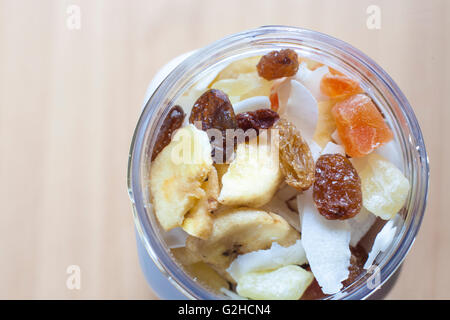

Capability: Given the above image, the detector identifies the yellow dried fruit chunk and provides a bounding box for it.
[171,248,229,293]
[313,98,345,148]
[211,73,272,104]
[212,56,262,81]
[236,265,314,300]
[185,262,230,293]
[352,154,410,220]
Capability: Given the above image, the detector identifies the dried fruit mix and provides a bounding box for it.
[148,47,410,300]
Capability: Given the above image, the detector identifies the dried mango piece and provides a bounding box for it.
[320,72,363,98]
[352,154,410,220]
[332,94,394,157]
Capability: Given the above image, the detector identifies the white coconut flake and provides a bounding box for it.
[226,240,307,281]
[220,288,248,300]
[331,130,343,145]
[348,207,377,247]
[233,96,271,114]
[376,140,404,172]
[300,190,351,294]
[276,77,292,109]
[278,79,318,143]
[295,63,329,100]
[309,140,322,162]
[163,227,188,248]
[364,219,397,269]
[262,197,300,231]
[321,141,345,155]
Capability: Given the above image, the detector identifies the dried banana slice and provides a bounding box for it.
[150,125,213,230]
[186,207,299,274]
[182,167,220,239]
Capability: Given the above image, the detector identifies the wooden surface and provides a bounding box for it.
[0,0,448,299]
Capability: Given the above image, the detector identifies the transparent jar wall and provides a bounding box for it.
[128,26,429,300]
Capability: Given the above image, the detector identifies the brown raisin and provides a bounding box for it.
[342,245,368,287]
[151,105,185,161]
[300,278,327,300]
[236,109,279,133]
[313,154,362,220]
[189,89,238,163]
[189,89,237,134]
[274,119,314,191]
[257,49,299,80]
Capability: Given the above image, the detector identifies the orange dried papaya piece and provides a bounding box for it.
[269,78,285,111]
[320,72,363,98]
[331,94,393,157]
[328,67,344,76]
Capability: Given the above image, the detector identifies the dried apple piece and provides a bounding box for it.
[332,94,394,157]
[211,72,272,104]
[212,56,261,82]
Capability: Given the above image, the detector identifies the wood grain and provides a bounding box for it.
[0,0,448,299]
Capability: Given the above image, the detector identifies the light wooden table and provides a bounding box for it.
[0,0,448,299]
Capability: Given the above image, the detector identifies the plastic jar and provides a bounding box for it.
[127,26,429,300]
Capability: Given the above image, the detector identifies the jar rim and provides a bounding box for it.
[127,25,429,300]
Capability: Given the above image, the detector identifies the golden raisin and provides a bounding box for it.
[313,154,362,220]
[236,109,279,133]
[151,105,185,161]
[257,49,299,80]
[275,119,314,191]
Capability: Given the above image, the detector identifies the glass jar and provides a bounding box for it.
[127,26,429,300]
